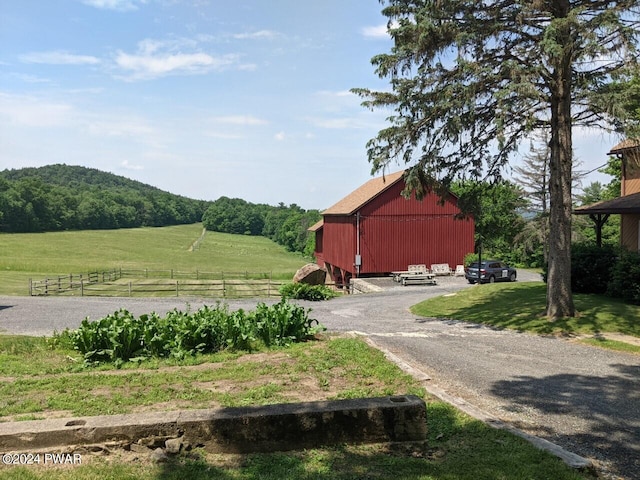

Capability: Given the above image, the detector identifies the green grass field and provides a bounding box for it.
[411,282,640,342]
[0,224,309,295]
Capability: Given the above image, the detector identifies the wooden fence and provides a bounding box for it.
[29,269,287,298]
[29,270,122,296]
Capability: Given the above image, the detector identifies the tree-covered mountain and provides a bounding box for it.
[0,164,210,232]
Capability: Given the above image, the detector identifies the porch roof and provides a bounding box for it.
[574,191,640,215]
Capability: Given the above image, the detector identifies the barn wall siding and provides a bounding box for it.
[317,179,475,277]
[359,215,474,274]
[361,181,462,216]
[321,216,356,273]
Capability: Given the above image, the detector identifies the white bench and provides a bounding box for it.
[430,264,452,276]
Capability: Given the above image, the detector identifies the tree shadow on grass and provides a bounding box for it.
[491,364,640,479]
[432,283,640,337]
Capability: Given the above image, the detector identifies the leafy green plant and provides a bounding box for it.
[72,309,146,364]
[70,301,323,365]
[279,283,337,301]
[254,299,324,347]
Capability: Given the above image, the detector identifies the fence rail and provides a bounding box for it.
[29,269,289,298]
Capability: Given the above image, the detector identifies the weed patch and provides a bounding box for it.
[279,282,337,301]
[64,300,325,365]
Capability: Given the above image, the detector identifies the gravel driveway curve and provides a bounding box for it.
[0,273,638,479]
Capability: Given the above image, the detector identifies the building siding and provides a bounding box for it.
[317,178,475,277]
[321,216,356,275]
[621,155,640,251]
[621,213,640,252]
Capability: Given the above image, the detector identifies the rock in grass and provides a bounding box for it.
[293,263,327,285]
[165,436,184,454]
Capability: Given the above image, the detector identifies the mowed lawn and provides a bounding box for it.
[0,224,308,295]
[411,281,640,341]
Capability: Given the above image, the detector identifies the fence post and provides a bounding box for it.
[29,279,32,296]
[176,280,179,297]
[80,279,84,297]
[222,279,226,298]
[129,281,132,297]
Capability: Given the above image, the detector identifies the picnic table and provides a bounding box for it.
[391,264,428,282]
[400,272,437,286]
[390,264,437,286]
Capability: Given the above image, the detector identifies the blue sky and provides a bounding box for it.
[0,0,618,210]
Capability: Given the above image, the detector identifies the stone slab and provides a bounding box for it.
[0,396,427,454]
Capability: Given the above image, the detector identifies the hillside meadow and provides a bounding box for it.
[0,224,309,295]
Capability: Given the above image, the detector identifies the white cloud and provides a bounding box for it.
[81,0,146,11]
[274,131,285,141]
[360,22,399,39]
[0,92,166,155]
[306,117,366,129]
[10,73,51,84]
[0,93,74,127]
[210,115,268,126]
[316,90,354,98]
[360,24,389,39]
[20,51,100,65]
[85,117,154,138]
[233,30,281,40]
[238,63,258,72]
[206,132,244,140]
[121,159,144,170]
[115,51,238,80]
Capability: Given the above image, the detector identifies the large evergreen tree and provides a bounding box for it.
[354,0,639,319]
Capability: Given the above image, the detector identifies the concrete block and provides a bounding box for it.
[0,396,427,454]
[179,395,427,453]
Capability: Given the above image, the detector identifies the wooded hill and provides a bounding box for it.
[0,164,210,232]
[0,164,320,258]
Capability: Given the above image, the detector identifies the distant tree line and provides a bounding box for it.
[0,164,209,232]
[202,197,320,256]
[0,164,321,258]
[449,153,622,270]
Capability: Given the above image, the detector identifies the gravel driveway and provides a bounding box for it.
[0,271,638,479]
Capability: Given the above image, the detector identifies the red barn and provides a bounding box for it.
[309,170,475,284]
